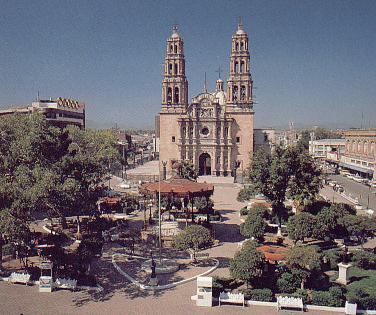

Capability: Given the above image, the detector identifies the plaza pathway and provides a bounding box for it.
[0,177,341,315]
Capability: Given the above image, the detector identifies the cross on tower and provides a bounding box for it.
[172,23,178,33]
[215,66,222,79]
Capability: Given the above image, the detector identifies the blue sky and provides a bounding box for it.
[1,0,375,129]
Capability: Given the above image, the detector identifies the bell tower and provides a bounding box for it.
[161,25,188,111]
[226,21,253,107]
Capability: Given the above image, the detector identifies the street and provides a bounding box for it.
[328,174,376,211]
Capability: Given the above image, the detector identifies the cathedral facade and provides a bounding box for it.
[158,23,255,177]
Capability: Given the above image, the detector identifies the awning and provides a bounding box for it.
[339,162,373,175]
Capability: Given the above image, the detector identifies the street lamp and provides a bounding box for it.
[148,203,153,224]
[158,161,164,263]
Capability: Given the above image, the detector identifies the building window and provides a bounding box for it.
[174,45,177,53]
[240,42,244,50]
[167,87,172,103]
[240,85,246,100]
[201,127,209,136]
[240,61,244,73]
[235,42,239,51]
[234,61,238,73]
[174,87,179,103]
[236,136,240,143]
[217,156,220,164]
[174,63,178,75]
[225,127,229,137]
[232,86,238,101]
[172,136,175,142]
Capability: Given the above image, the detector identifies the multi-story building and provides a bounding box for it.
[158,23,255,177]
[0,97,85,129]
[254,128,277,153]
[309,138,346,161]
[340,129,376,180]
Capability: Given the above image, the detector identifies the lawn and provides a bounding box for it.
[347,267,376,293]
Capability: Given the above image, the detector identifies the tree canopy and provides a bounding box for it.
[0,114,119,266]
[230,240,265,286]
[240,212,267,241]
[179,160,198,181]
[286,212,316,243]
[286,245,321,289]
[239,146,322,228]
[172,225,213,261]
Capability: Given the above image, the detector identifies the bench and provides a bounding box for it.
[55,278,77,291]
[219,292,245,307]
[8,272,31,286]
[277,296,303,312]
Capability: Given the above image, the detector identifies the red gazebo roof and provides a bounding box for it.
[139,177,214,197]
[256,245,290,263]
[101,196,122,205]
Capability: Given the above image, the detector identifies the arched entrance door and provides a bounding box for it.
[199,153,211,176]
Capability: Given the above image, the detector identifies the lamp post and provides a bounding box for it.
[148,203,153,224]
[158,161,163,263]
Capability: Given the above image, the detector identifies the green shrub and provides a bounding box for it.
[277,272,300,294]
[324,250,341,270]
[347,287,376,310]
[311,286,344,307]
[2,243,14,256]
[292,289,310,304]
[248,288,274,301]
[250,205,269,219]
[352,250,376,269]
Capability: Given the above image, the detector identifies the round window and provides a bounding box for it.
[201,127,209,136]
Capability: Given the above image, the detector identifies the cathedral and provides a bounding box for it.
[158,22,255,177]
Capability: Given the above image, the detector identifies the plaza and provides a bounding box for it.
[0,178,342,315]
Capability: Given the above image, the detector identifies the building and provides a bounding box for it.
[158,23,254,177]
[0,97,86,129]
[340,129,376,180]
[309,138,346,161]
[275,122,301,148]
[254,128,277,154]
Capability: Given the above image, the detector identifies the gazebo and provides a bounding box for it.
[139,176,214,221]
[256,245,290,264]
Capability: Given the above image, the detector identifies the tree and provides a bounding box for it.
[172,225,213,262]
[193,196,214,211]
[289,152,322,211]
[297,130,311,151]
[240,212,267,241]
[286,245,321,289]
[314,203,355,240]
[0,114,58,269]
[230,240,265,287]
[286,212,316,243]
[341,215,376,248]
[179,160,198,181]
[0,114,119,268]
[240,146,321,233]
[239,147,289,232]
